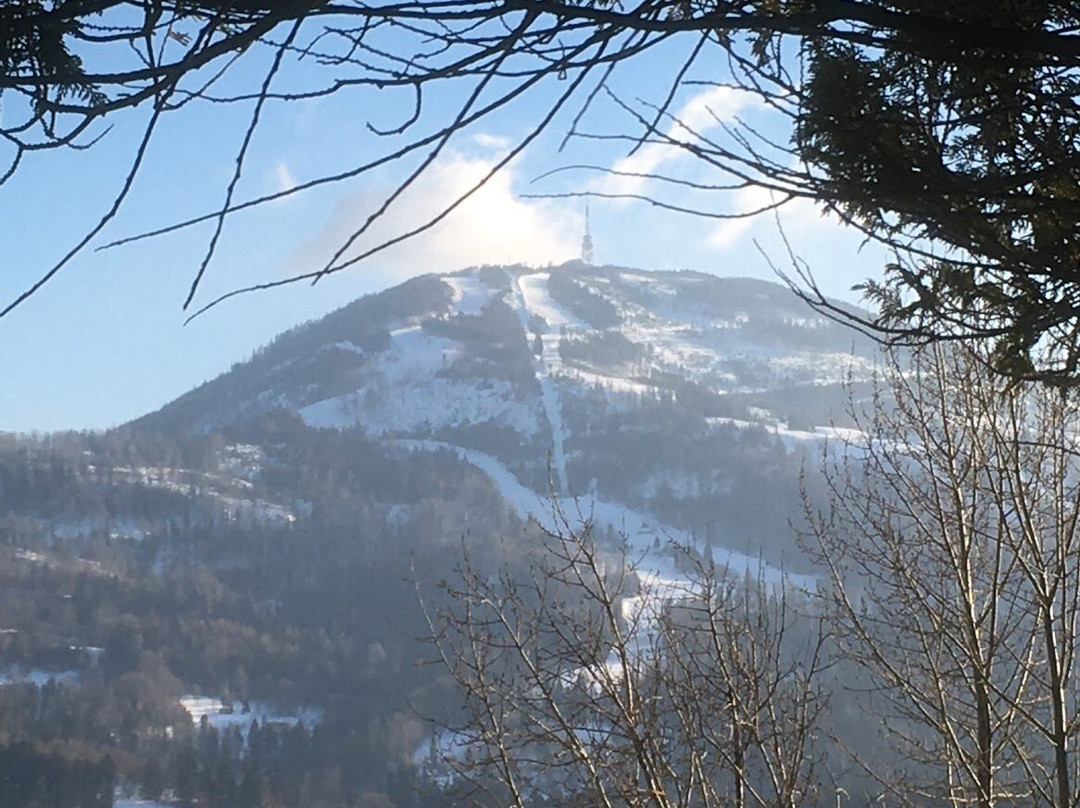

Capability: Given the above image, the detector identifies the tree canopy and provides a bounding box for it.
[5,1,1080,381]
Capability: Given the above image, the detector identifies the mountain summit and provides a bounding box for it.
[133,262,874,570]
[143,263,873,437]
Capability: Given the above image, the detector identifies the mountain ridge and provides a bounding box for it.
[136,262,873,441]
[119,262,880,580]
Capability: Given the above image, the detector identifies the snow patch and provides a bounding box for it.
[395,439,813,591]
[556,366,657,397]
[328,340,367,355]
[619,272,678,297]
[443,271,497,315]
[510,272,578,494]
[707,417,869,451]
[518,272,588,331]
[104,462,297,528]
[179,695,322,735]
[0,666,80,687]
[302,376,539,437]
[301,325,541,438]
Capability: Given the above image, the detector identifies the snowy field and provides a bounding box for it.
[179,695,322,734]
[395,439,814,592]
[300,324,542,437]
[0,666,80,687]
[517,272,588,331]
[441,271,497,315]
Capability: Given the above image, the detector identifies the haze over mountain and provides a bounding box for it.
[128,263,872,567]
[144,262,873,438]
[0,262,878,806]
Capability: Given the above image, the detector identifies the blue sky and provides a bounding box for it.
[0,27,887,434]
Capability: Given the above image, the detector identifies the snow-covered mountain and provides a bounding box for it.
[130,262,876,574]
[0,263,878,802]
[144,263,872,437]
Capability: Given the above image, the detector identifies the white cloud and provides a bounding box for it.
[281,147,581,283]
[708,185,778,249]
[708,188,837,253]
[594,86,756,200]
[472,133,513,152]
[709,217,753,250]
[268,160,297,197]
[578,84,857,269]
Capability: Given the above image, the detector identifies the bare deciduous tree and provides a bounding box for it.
[418,346,1080,808]
[803,345,1080,808]
[422,510,827,808]
[8,3,1080,384]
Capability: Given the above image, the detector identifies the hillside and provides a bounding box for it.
[0,263,877,807]
[136,263,875,568]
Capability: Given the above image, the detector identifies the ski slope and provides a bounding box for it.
[300,324,541,437]
[395,439,814,591]
[507,271,582,495]
[402,436,816,765]
[441,270,496,315]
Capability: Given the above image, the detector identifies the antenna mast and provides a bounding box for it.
[581,199,594,265]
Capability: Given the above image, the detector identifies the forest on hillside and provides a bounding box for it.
[0,423,534,808]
